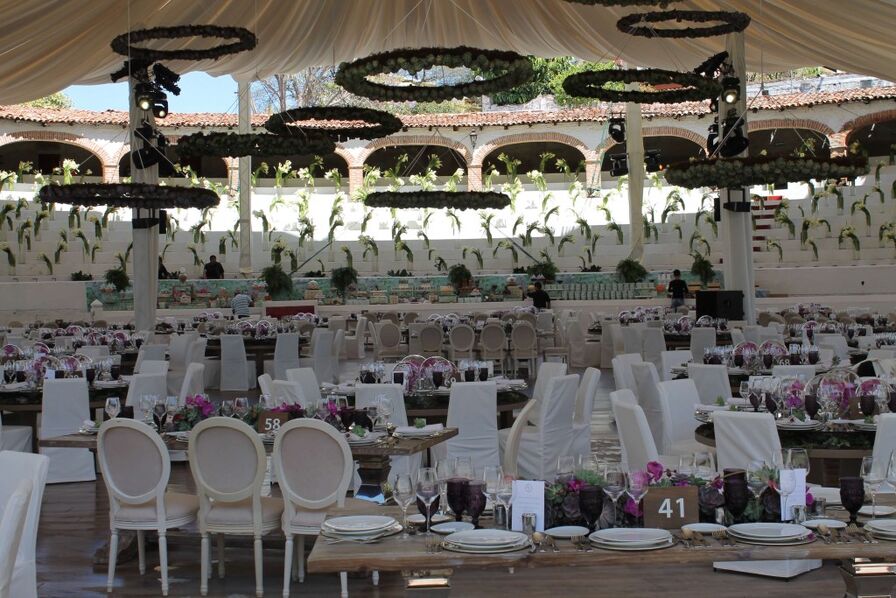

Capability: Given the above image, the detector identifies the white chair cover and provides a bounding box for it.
[569,368,601,458]
[660,350,692,381]
[611,393,661,473]
[167,333,197,369]
[713,411,783,471]
[526,361,567,427]
[815,333,850,362]
[219,334,257,391]
[565,321,590,368]
[134,344,167,373]
[419,324,443,357]
[330,330,345,383]
[444,382,499,470]
[76,345,111,361]
[309,330,335,387]
[286,368,322,406]
[343,316,367,360]
[631,362,665,452]
[270,380,303,406]
[655,379,705,456]
[0,479,31,598]
[40,378,95,483]
[355,384,418,479]
[641,328,665,370]
[0,451,48,598]
[125,372,167,420]
[138,360,169,375]
[0,412,31,453]
[687,363,731,405]
[871,414,896,485]
[611,353,643,393]
[689,327,716,362]
[264,333,300,381]
[622,327,643,355]
[771,365,817,381]
[177,363,205,405]
[499,400,537,478]
[730,328,746,346]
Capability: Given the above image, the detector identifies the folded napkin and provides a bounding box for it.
[0,382,28,391]
[394,423,444,436]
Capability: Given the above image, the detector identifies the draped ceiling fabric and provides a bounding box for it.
[0,0,894,105]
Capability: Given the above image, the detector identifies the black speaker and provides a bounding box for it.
[696,290,743,320]
[158,209,167,235]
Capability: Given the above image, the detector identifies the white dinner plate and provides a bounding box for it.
[441,540,529,554]
[545,526,590,539]
[731,534,816,547]
[589,528,672,544]
[864,519,896,535]
[431,521,475,534]
[590,538,675,551]
[406,513,451,525]
[727,523,807,540]
[776,419,821,430]
[801,519,846,530]
[859,505,896,517]
[682,523,727,534]
[443,529,528,547]
[322,515,396,534]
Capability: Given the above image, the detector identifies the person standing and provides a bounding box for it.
[667,269,688,311]
[527,281,551,310]
[203,255,224,279]
[158,255,170,279]
[231,288,252,318]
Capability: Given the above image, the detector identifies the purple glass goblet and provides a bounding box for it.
[465,481,487,528]
[578,485,603,532]
[840,477,865,526]
[446,478,469,522]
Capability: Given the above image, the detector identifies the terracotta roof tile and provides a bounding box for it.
[1,86,893,130]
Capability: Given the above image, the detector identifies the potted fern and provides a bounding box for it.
[447,263,473,295]
[690,253,715,287]
[104,267,129,298]
[526,260,558,282]
[330,266,358,302]
[261,264,293,300]
[616,258,647,283]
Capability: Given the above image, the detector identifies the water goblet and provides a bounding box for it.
[377,395,393,429]
[139,395,155,426]
[234,397,249,420]
[861,456,885,520]
[104,396,121,420]
[446,477,470,522]
[482,465,503,513]
[723,469,749,523]
[579,484,603,532]
[779,470,797,521]
[393,474,416,540]
[416,467,440,534]
[602,464,626,527]
[110,363,121,380]
[694,451,716,479]
[466,481,487,528]
[220,399,234,418]
[746,460,768,499]
[436,458,456,516]
[152,396,166,429]
[454,456,473,480]
[556,455,576,482]
[495,476,513,530]
[840,477,865,526]
[164,396,179,430]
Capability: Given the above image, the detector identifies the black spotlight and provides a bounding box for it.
[608,118,626,144]
[131,147,160,169]
[719,116,750,157]
[706,122,720,155]
[609,153,628,177]
[134,83,155,111]
[152,97,169,119]
[721,77,740,104]
[644,149,662,173]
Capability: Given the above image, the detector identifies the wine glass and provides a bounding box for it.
[377,395,393,429]
[694,452,716,479]
[139,395,155,426]
[165,396,179,427]
[602,463,626,527]
[746,460,768,499]
[739,381,750,403]
[840,477,865,526]
[104,396,120,420]
[436,458,456,516]
[466,480,487,528]
[446,477,469,522]
[152,396,166,428]
[861,456,885,520]
[495,476,513,530]
[625,471,649,524]
[393,473,415,540]
[454,456,474,480]
[416,467,439,534]
[785,448,810,479]
[556,455,576,481]
[678,454,695,477]
[579,484,603,532]
[482,465,503,514]
[220,399,234,418]
[234,397,249,420]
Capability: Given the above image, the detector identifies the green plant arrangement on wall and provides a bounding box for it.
[261,264,293,299]
[615,258,647,283]
[526,260,559,282]
[447,263,473,293]
[330,266,358,299]
[104,267,130,292]
[690,252,715,286]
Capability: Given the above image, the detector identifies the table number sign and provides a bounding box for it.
[510,480,545,532]
[256,410,289,434]
[642,486,699,529]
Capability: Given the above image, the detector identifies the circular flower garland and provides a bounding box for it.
[335,46,534,102]
[564,0,671,6]
[663,156,869,190]
[110,25,257,61]
[617,10,751,38]
[363,191,510,211]
[175,132,335,158]
[263,107,403,142]
[38,183,219,210]
[562,68,721,103]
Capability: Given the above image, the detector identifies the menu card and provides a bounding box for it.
[510,480,545,532]
[779,468,806,521]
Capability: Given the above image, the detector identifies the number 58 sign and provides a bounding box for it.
[642,487,699,529]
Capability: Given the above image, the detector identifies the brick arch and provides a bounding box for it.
[839,109,896,134]
[594,125,706,154]
[0,130,115,165]
[332,145,355,169]
[473,132,593,166]
[746,118,834,136]
[360,135,470,164]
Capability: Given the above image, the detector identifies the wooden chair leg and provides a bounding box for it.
[137,530,146,575]
[282,535,293,598]
[254,535,264,598]
[158,531,169,597]
[200,533,209,596]
[106,530,119,593]
[217,534,225,579]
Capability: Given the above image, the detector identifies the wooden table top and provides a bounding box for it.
[39,427,458,457]
[307,505,896,575]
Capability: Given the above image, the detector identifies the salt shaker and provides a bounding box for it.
[793,504,808,524]
[522,513,537,537]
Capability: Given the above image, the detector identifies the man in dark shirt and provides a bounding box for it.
[527,281,551,309]
[203,255,224,279]
[668,269,688,311]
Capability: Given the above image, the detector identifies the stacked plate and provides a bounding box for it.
[320,515,401,541]
[346,431,384,446]
[864,519,896,540]
[588,528,674,551]
[441,529,530,554]
[727,523,815,546]
[776,417,822,431]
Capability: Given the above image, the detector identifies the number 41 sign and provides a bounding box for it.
[642,487,700,529]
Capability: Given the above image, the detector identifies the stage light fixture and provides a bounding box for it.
[707,122,720,155]
[608,118,626,144]
[609,153,628,177]
[721,77,741,104]
[719,116,750,157]
[134,83,155,111]
[644,149,662,173]
[131,147,160,169]
[152,97,168,119]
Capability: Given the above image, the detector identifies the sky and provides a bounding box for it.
[64,72,238,113]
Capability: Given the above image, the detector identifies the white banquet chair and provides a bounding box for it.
[257,373,274,398]
[138,360,169,375]
[331,330,345,384]
[871,414,896,491]
[655,379,706,456]
[500,400,538,478]
[611,353,642,393]
[447,324,476,361]
[526,361,567,426]
[610,391,673,473]
[730,328,746,346]
[631,362,666,452]
[168,337,206,396]
[177,363,206,405]
[565,321,590,368]
[443,381,499,470]
[641,328,666,371]
[509,322,538,378]
[134,344,167,373]
[374,322,405,361]
[274,419,376,597]
[479,323,507,375]
[309,330,335,386]
[263,333,300,382]
[189,418,284,597]
[687,363,731,405]
[419,324,444,358]
[342,316,367,360]
[622,326,643,355]
[218,335,257,392]
[498,374,578,480]
[355,384,417,479]
[816,334,850,363]
[660,350,692,381]
[689,327,716,362]
[0,450,49,598]
[0,413,31,453]
[286,368,322,407]
[40,378,95,483]
[270,380,304,407]
[76,345,111,361]
[125,372,167,420]
[0,479,31,598]
[98,419,199,596]
[569,368,601,458]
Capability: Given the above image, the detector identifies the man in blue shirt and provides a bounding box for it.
[231,289,252,318]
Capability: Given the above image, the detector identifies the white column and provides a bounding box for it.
[237,79,253,276]
[625,97,645,261]
[128,77,159,331]
[720,31,756,324]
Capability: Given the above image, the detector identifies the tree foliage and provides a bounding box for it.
[486,57,615,107]
[22,92,72,109]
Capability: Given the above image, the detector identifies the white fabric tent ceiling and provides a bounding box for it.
[1,0,894,105]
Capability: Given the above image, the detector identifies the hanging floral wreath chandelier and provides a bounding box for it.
[562,68,721,103]
[617,10,751,38]
[175,132,335,159]
[335,46,534,102]
[38,183,220,210]
[263,107,404,142]
[363,191,510,210]
[663,156,869,190]
[110,25,257,61]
